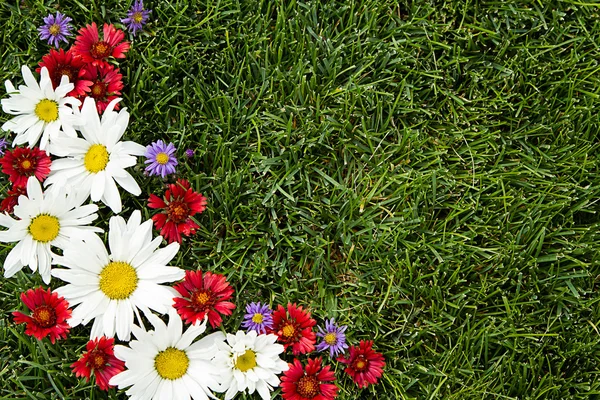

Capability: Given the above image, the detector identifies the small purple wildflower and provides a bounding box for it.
[121,0,151,36]
[241,302,274,334]
[144,140,178,178]
[0,138,8,155]
[37,12,73,48]
[184,148,194,159]
[316,318,348,357]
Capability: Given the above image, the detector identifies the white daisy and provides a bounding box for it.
[0,176,101,284]
[110,308,226,400]
[52,210,184,341]
[1,65,81,150]
[45,96,145,214]
[213,330,289,400]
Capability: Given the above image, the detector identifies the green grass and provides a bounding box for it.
[2,0,600,398]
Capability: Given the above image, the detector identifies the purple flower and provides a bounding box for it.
[0,138,8,155]
[121,0,151,36]
[241,302,273,334]
[144,140,178,178]
[184,148,194,159]
[37,12,73,48]
[316,318,348,357]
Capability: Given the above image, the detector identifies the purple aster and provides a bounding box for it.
[144,140,178,178]
[241,302,274,334]
[37,12,73,48]
[316,318,348,357]
[0,138,8,155]
[121,0,151,36]
[184,148,194,159]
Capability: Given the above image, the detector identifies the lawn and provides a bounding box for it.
[2,0,600,399]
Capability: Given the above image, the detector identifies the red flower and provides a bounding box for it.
[172,270,235,328]
[0,146,51,188]
[72,22,130,66]
[337,340,385,388]
[37,48,92,97]
[281,357,339,400]
[80,62,124,113]
[271,303,316,355]
[0,185,27,214]
[71,336,125,391]
[12,287,71,344]
[148,179,207,244]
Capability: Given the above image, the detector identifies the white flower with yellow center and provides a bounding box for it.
[213,330,289,400]
[45,96,145,214]
[0,177,101,284]
[110,308,226,399]
[1,66,81,150]
[51,210,184,341]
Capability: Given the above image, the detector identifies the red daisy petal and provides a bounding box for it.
[337,340,385,388]
[172,270,235,328]
[72,22,130,66]
[71,336,124,391]
[37,48,92,97]
[281,357,339,400]
[270,303,317,355]
[0,147,51,188]
[79,62,123,113]
[0,184,27,214]
[12,287,71,344]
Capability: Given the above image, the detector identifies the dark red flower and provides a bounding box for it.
[148,179,207,244]
[71,336,125,391]
[270,303,316,355]
[79,62,124,113]
[281,357,339,400]
[337,340,385,388]
[72,22,130,66]
[0,147,51,188]
[172,270,235,328]
[37,48,92,97]
[12,287,71,344]
[0,185,27,214]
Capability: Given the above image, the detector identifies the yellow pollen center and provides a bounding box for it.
[84,144,109,173]
[154,347,189,380]
[155,152,169,165]
[28,214,60,243]
[194,292,210,305]
[252,313,264,324]
[34,99,59,123]
[234,349,257,372]
[99,261,138,300]
[21,160,32,169]
[324,332,337,345]
[356,360,366,369]
[282,324,295,338]
[49,24,61,36]
[32,306,56,328]
[133,12,144,23]
[297,376,320,398]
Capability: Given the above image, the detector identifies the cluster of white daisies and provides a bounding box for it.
[1,64,289,399]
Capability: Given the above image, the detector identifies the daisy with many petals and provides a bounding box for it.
[270,303,317,355]
[281,357,339,400]
[72,22,130,66]
[80,62,124,113]
[121,0,152,36]
[147,178,207,243]
[173,269,236,328]
[110,308,226,399]
[0,146,51,187]
[1,66,81,150]
[12,287,71,343]
[241,302,274,335]
[0,177,101,284]
[316,319,348,357]
[337,340,385,389]
[52,210,184,341]
[71,336,125,391]
[45,97,144,213]
[37,11,73,48]
[144,140,178,178]
[37,48,92,97]
[213,330,289,400]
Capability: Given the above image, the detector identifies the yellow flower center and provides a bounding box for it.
[154,347,189,380]
[32,305,57,328]
[28,214,60,243]
[155,152,169,165]
[20,160,32,170]
[99,261,138,300]
[282,324,295,338]
[251,313,264,324]
[133,12,144,24]
[234,349,257,372]
[34,99,59,123]
[48,24,61,36]
[84,144,109,173]
[324,332,337,345]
